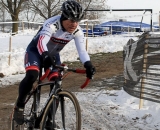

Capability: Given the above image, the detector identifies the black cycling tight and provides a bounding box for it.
[17,70,39,107]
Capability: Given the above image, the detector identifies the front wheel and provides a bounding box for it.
[40,90,81,130]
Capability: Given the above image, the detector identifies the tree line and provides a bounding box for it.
[0,0,109,34]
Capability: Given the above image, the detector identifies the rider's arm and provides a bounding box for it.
[74,28,96,79]
[74,28,90,64]
[37,19,57,55]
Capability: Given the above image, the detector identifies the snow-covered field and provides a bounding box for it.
[0,30,138,86]
[1,30,160,130]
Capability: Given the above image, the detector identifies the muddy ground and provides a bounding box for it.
[0,51,124,130]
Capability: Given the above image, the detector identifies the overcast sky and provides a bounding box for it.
[106,0,160,24]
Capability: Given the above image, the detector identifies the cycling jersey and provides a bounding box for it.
[27,15,90,64]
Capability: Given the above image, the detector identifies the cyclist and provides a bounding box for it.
[13,0,96,128]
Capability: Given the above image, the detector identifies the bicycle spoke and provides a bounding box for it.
[56,96,77,129]
[54,91,81,130]
[41,90,81,130]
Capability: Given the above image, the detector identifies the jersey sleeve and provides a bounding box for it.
[74,29,90,64]
[37,19,57,55]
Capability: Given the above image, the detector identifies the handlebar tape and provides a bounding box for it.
[80,78,90,89]
[75,69,86,73]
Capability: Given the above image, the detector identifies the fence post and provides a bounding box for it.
[8,35,12,66]
[139,43,148,109]
[85,21,88,51]
[111,24,112,35]
[21,21,24,32]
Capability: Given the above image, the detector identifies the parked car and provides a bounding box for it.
[83,27,110,37]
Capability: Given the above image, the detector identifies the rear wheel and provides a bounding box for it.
[40,90,81,130]
[11,118,25,130]
[10,112,26,130]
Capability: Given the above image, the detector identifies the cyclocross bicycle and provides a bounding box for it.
[10,63,90,130]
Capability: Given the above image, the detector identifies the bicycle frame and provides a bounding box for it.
[24,77,62,128]
[17,64,90,129]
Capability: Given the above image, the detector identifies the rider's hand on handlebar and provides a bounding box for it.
[42,51,52,69]
[84,61,96,79]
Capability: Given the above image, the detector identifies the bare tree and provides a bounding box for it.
[27,0,101,20]
[19,1,42,29]
[0,4,5,32]
[0,0,109,33]
[1,0,26,34]
[28,0,64,20]
[81,0,109,20]
[23,0,108,21]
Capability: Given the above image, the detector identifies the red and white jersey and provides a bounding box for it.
[31,15,90,64]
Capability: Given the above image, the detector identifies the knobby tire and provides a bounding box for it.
[40,90,81,130]
[11,93,37,130]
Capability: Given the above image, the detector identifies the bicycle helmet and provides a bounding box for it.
[61,0,84,22]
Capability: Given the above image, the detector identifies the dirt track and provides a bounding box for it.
[0,51,124,130]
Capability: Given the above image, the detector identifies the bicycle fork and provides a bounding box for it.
[48,95,66,129]
[60,95,66,129]
[46,96,58,128]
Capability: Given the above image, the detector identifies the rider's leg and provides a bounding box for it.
[17,49,41,106]
[14,49,41,125]
[14,70,39,125]
[17,70,39,106]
